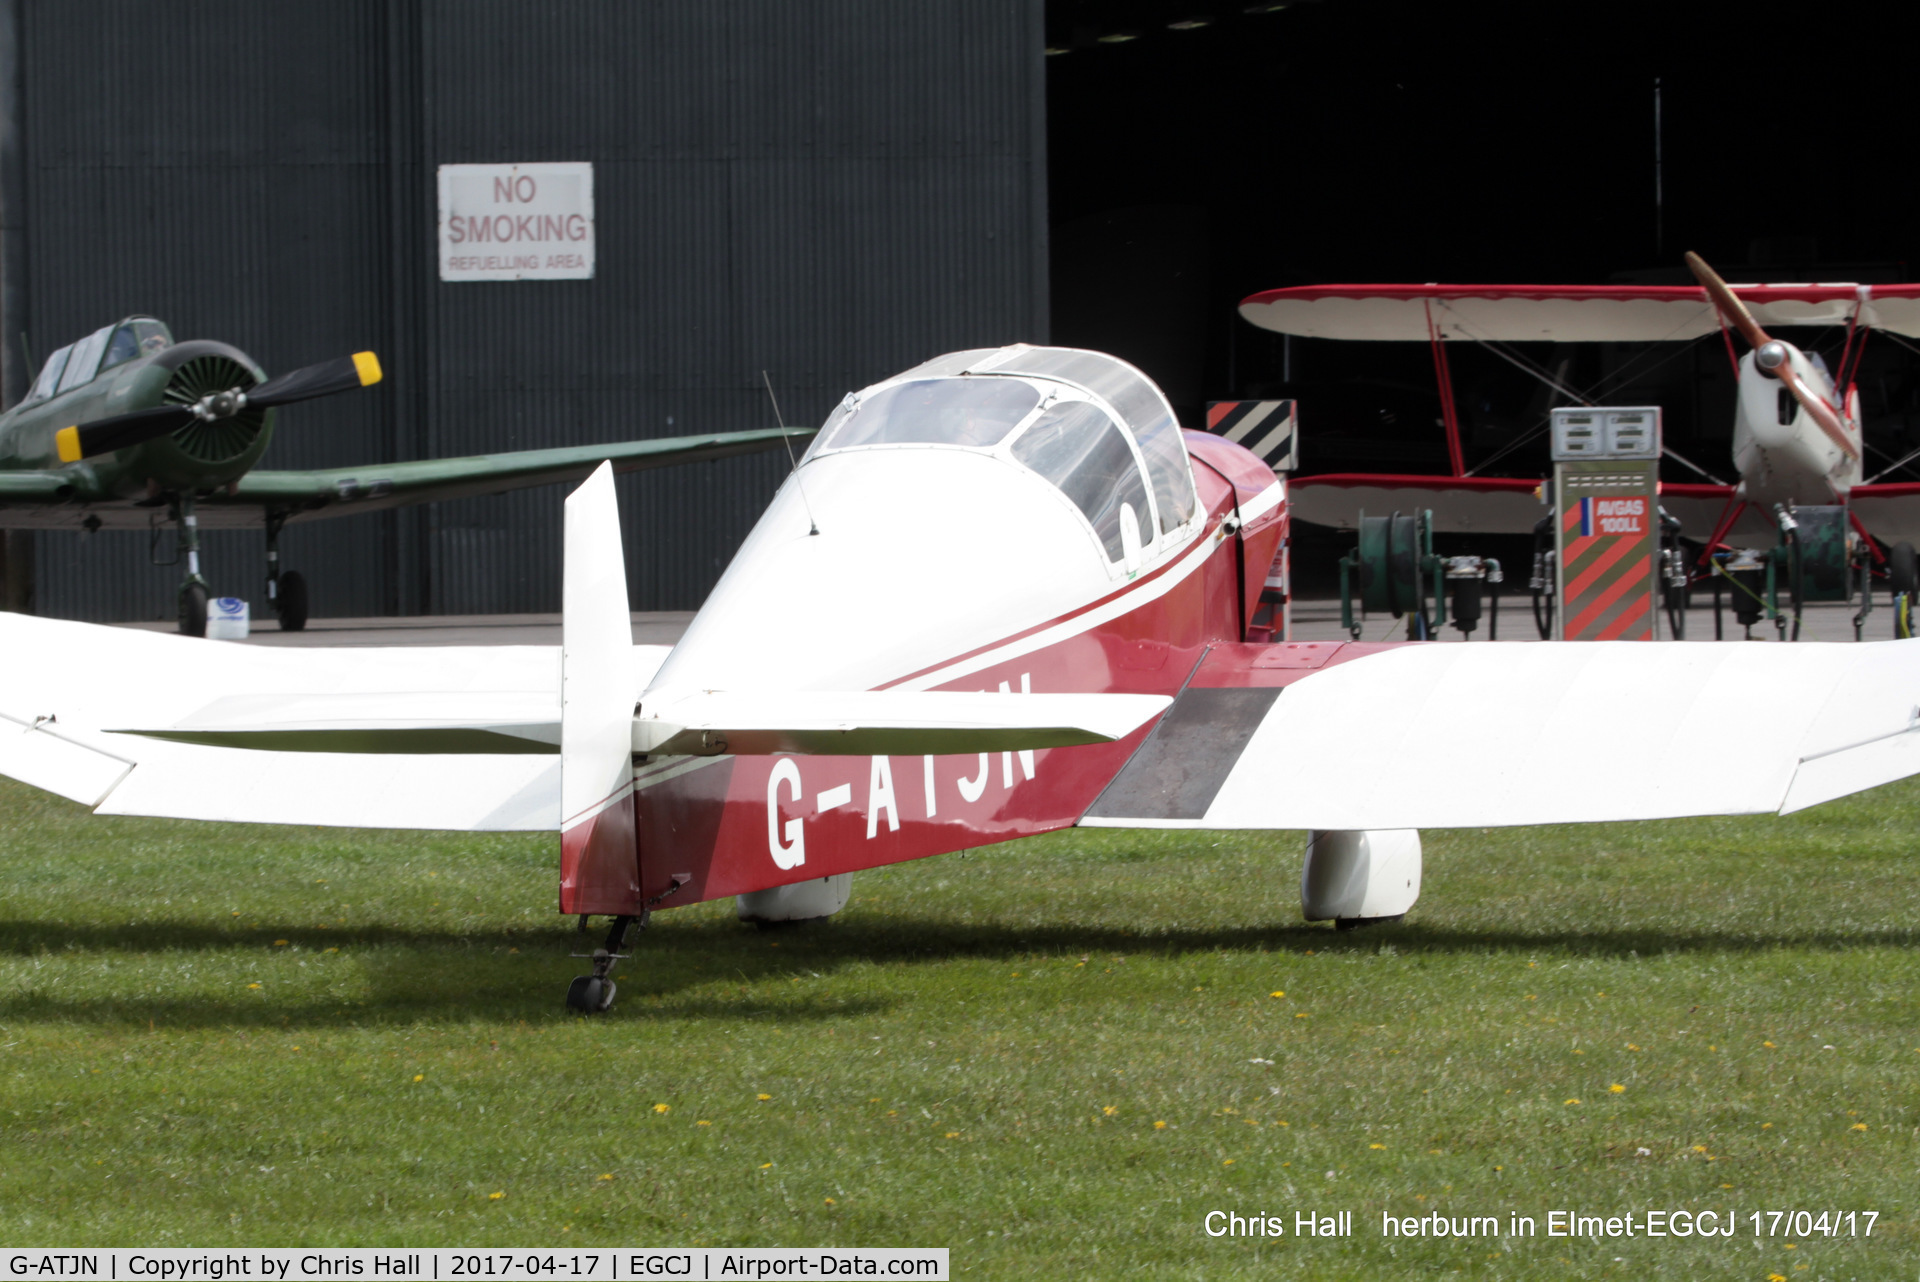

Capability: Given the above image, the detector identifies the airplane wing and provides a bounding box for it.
[1846,483,1920,547]
[1239,283,1920,342]
[0,428,811,530]
[1290,474,1779,542]
[0,472,73,501]
[1081,640,1920,831]
[1290,473,1546,533]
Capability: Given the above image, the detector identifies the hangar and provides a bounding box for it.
[0,0,1048,620]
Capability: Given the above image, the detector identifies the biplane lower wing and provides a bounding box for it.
[0,428,810,530]
[1289,473,1545,533]
[1082,638,1920,831]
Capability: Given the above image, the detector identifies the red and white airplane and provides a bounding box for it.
[1239,255,1920,551]
[6,344,1920,1011]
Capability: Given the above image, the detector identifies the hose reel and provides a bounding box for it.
[1338,510,1496,641]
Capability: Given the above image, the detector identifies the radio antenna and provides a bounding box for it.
[763,370,819,536]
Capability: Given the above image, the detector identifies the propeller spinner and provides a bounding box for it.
[1684,251,1857,461]
[55,351,382,463]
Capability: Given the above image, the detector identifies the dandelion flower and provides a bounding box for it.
[413,1075,424,1083]
[1269,991,1285,998]
[1369,1143,1386,1150]
[1154,1120,1168,1130]
[1850,1123,1868,1131]
[598,1174,613,1181]
[825,1198,836,1205]
[1762,1123,1773,1129]
[653,1103,670,1114]
[1763,1040,1776,1048]
[759,1163,772,1170]
[274,940,288,947]
[1721,1184,1734,1190]
[488,1192,504,1200]
[944,1131,959,1139]
[757,1093,772,1101]
[247,983,262,990]
[1223,1159,1234,1166]
[1691,1145,1707,1153]
[1564,1099,1580,1106]
[1103,1106,1117,1116]
[1626,1043,1640,1051]
[697,1120,711,1127]
[1294,1012,1309,1019]
[1609,1084,1625,1094]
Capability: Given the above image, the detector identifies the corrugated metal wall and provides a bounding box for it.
[16,0,1046,620]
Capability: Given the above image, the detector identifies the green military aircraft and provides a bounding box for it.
[0,317,807,634]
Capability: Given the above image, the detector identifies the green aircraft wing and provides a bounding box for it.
[0,428,811,529]
[0,472,73,500]
[224,427,813,525]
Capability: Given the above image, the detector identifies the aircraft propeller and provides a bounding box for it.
[55,351,383,463]
[1684,251,1857,461]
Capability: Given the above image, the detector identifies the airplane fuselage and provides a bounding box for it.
[1731,344,1861,510]
[0,330,276,502]
[556,351,1292,915]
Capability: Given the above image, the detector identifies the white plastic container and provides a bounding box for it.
[206,597,250,640]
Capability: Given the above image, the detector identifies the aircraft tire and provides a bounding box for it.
[566,975,615,1013]
[1891,543,1919,600]
[178,582,208,637]
[277,571,309,632]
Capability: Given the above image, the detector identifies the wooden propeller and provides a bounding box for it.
[1685,251,1857,461]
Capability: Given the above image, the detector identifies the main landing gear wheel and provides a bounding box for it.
[178,581,208,637]
[277,570,309,632]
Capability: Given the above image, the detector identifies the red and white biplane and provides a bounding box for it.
[1240,256,1920,556]
[6,345,1920,1010]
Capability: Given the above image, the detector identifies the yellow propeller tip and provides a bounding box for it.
[55,426,82,463]
[353,351,383,387]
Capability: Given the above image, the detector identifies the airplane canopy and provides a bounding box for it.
[1238,283,1920,343]
[814,344,1198,539]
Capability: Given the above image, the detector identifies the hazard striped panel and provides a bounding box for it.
[1206,399,1296,472]
[1557,481,1656,640]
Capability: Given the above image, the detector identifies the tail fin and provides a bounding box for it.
[558,462,643,914]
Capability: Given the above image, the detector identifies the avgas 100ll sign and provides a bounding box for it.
[438,162,594,281]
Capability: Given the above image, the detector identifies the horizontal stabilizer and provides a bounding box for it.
[110,692,560,754]
[107,688,1172,758]
[633,689,1172,756]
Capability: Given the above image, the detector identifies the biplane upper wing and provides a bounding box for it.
[1239,283,1920,343]
[1082,638,1920,832]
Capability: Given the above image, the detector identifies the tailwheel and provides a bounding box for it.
[178,580,209,637]
[565,974,616,1013]
[564,913,637,1014]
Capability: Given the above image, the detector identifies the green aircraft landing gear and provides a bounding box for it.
[263,513,308,632]
[174,496,210,637]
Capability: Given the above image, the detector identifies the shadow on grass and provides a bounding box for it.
[3,911,1918,1029]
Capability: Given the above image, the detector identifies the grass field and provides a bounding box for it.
[2,773,1917,1279]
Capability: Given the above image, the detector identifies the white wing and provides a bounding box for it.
[1083,640,1920,831]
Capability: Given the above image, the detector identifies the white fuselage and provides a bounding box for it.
[1731,346,1861,509]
